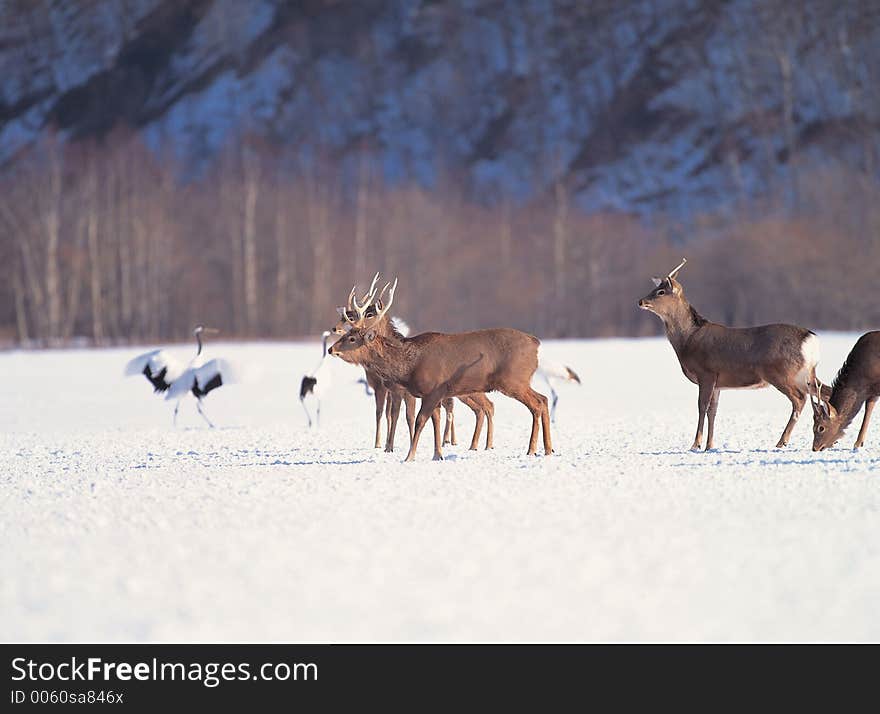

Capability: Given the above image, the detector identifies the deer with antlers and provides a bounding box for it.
[810,331,880,452]
[333,274,415,452]
[335,277,496,452]
[330,278,550,461]
[638,258,827,451]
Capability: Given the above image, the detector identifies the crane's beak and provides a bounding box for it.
[202,327,220,334]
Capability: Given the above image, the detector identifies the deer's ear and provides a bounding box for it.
[651,277,662,287]
[365,329,377,343]
[335,306,346,317]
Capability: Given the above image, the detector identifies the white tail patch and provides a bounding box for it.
[801,333,821,369]
[797,333,821,386]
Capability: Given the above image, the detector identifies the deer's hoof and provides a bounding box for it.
[775,440,787,449]
[432,453,444,461]
[690,445,702,452]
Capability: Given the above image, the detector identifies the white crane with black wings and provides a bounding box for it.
[125,325,236,427]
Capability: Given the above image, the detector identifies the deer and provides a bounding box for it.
[810,331,880,452]
[332,274,415,452]
[335,278,496,452]
[329,278,550,462]
[638,258,827,451]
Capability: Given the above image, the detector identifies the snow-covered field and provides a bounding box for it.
[2,334,879,642]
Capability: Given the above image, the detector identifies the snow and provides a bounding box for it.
[3,334,880,642]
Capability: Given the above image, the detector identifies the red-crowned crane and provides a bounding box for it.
[534,348,581,422]
[300,331,333,428]
[125,325,236,427]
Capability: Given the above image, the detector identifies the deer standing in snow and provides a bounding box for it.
[638,258,826,451]
[330,279,550,461]
[335,278,496,451]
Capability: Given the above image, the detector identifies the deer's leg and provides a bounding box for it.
[854,396,877,449]
[538,390,552,454]
[442,397,456,446]
[385,391,403,452]
[504,387,548,455]
[705,388,720,451]
[373,384,388,449]
[431,406,444,461]
[404,393,417,441]
[384,390,393,436]
[484,396,495,449]
[461,396,484,451]
[404,393,444,463]
[775,386,806,448]
[691,379,715,451]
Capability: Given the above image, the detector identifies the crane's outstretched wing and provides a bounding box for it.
[536,348,581,385]
[124,350,184,393]
[166,358,237,400]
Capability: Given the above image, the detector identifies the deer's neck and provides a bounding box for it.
[660,301,703,355]
[830,381,865,433]
[363,334,418,386]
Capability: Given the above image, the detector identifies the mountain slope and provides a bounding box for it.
[1,0,877,215]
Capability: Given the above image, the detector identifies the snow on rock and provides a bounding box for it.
[2,1,879,215]
[2,335,880,641]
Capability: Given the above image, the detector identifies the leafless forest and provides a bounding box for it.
[2,131,880,346]
[1,0,879,345]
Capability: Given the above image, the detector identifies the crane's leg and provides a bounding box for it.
[196,399,215,428]
[300,397,313,429]
[173,400,181,427]
[550,386,559,423]
[316,398,321,429]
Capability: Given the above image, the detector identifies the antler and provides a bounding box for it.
[343,273,381,324]
[370,278,397,324]
[361,272,380,302]
[350,289,373,323]
[667,258,687,280]
[809,377,829,416]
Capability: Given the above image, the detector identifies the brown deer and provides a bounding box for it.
[810,331,880,452]
[330,279,550,461]
[638,258,826,451]
[334,279,495,451]
[332,276,414,452]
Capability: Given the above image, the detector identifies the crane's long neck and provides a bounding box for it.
[195,332,203,356]
[322,334,329,357]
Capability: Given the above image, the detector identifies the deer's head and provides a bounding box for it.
[331,273,394,335]
[638,258,688,318]
[329,277,397,363]
[810,382,842,451]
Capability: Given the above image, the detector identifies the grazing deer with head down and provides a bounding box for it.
[810,331,880,452]
[638,258,826,451]
[334,278,496,451]
[330,279,550,461]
